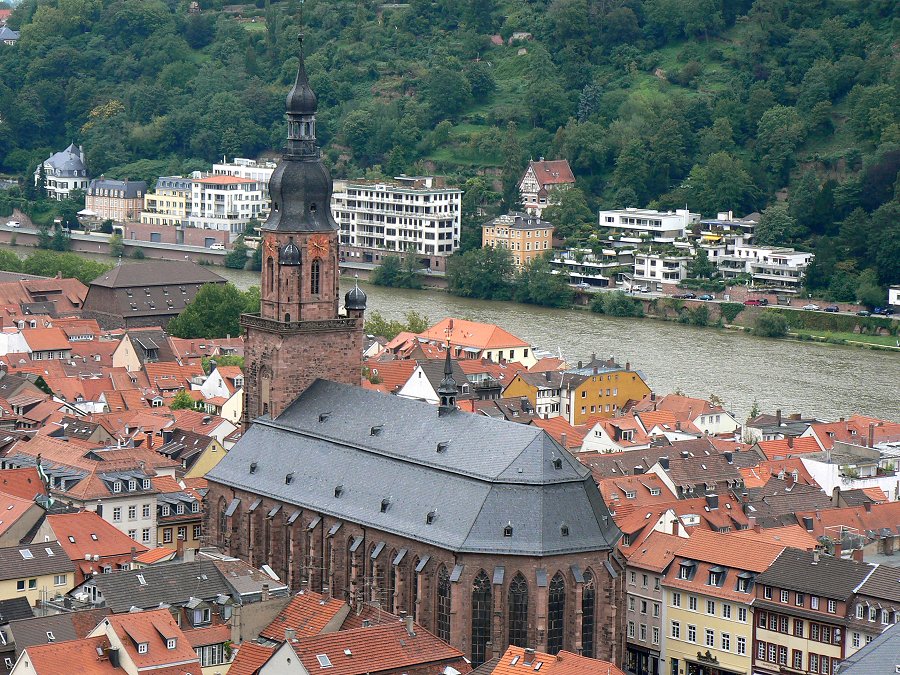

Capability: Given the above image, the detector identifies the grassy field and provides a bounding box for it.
[791,329,900,348]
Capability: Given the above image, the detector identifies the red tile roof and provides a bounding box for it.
[530,417,586,449]
[104,608,201,671]
[363,358,417,394]
[794,501,900,539]
[806,415,900,450]
[47,510,148,561]
[21,635,119,674]
[527,159,575,188]
[134,547,177,565]
[22,327,72,352]
[675,529,785,572]
[625,530,685,573]
[756,436,822,460]
[228,642,276,675]
[259,590,348,641]
[197,175,257,185]
[182,624,231,648]
[739,458,818,489]
[0,467,48,500]
[491,645,623,675]
[419,318,530,350]
[728,525,818,550]
[290,620,467,675]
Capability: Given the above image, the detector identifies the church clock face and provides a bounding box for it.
[263,236,277,259]
[308,234,329,257]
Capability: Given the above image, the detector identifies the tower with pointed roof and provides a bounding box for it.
[241,38,366,427]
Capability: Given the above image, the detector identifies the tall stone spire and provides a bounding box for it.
[263,34,335,233]
[438,342,458,416]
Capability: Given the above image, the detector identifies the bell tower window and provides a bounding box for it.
[266,257,274,294]
[310,259,320,295]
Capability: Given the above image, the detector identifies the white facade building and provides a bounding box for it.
[212,157,277,200]
[188,175,267,234]
[549,248,636,288]
[633,251,692,290]
[718,244,813,289]
[889,286,900,307]
[332,176,462,272]
[598,208,700,243]
[34,144,89,201]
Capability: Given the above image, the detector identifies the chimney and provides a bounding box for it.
[659,457,669,470]
[650,392,656,402]
[593,366,598,375]
[261,583,269,601]
[868,423,875,449]
[560,433,567,448]
[675,421,682,431]
[852,549,864,563]
[577,360,583,369]
[705,493,719,510]
[785,471,794,488]
[130,546,137,563]
[787,436,793,449]
[285,628,296,642]
[724,451,733,464]
[545,371,551,381]
[634,466,644,475]
[404,614,415,636]
[523,648,536,666]
[176,533,185,559]
[833,542,842,559]
[802,516,814,531]
[776,409,782,427]
[625,361,630,371]
[107,648,120,668]
[680,450,690,458]
[812,550,820,564]
[831,486,840,507]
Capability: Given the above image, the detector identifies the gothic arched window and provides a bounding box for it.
[436,565,451,643]
[410,557,420,618]
[508,572,529,647]
[217,497,227,541]
[548,572,566,655]
[471,570,491,666]
[582,569,596,658]
[310,259,320,295]
[387,550,397,613]
[266,256,274,294]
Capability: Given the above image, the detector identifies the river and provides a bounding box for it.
[209,266,900,424]
[7,245,895,423]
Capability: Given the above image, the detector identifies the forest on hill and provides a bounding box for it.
[0,0,897,297]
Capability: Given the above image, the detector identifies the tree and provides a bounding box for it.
[167,283,260,339]
[423,67,471,120]
[500,122,524,212]
[514,256,574,308]
[109,233,125,258]
[446,246,515,300]
[224,241,249,269]
[21,251,112,284]
[541,187,593,242]
[788,171,820,235]
[688,249,716,279]
[364,310,429,340]
[201,354,244,374]
[755,203,801,246]
[754,310,788,338]
[169,390,196,410]
[371,255,422,289]
[590,291,644,317]
[682,152,757,216]
[756,105,806,184]
[855,269,884,308]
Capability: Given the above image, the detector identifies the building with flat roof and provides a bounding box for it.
[140,176,192,228]
[188,174,267,234]
[598,208,700,244]
[212,157,277,200]
[718,244,813,289]
[332,176,462,272]
[481,213,554,269]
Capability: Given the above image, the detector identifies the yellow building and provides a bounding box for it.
[502,357,651,426]
[662,531,784,675]
[0,541,75,607]
[154,476,204,554]
[481,212,554,269]
[140,176,192,226]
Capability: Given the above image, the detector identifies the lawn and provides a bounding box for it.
[791,329,900,348]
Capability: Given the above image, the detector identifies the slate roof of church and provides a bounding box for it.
[206,379,620,555]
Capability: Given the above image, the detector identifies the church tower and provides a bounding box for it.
[241,38,366,427]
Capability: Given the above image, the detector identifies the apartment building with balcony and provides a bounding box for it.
[332,175,461,272]
[697,211,758,249]
[549,248,635,287]
[188,175,267,234]
[634,251,692,291]
[140,176,192,227]
[718,244,813,289]
[211,156,277,200]
[598,208,700,244]
[481,212,554,269]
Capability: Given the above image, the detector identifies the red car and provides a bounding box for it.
[743,298,769,306]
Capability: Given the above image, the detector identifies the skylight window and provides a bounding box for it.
[316,654,333,668]
[436,441,448,453]
[370,425,383,436]
[91,534,98,541]
[552,458,563,470]
[560,525,570,537]
[137,574,147,586]
[68,536,76,543]
[19,549,33,560]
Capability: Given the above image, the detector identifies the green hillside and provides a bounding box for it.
[0,0,897,298]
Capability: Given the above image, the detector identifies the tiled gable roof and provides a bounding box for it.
[625,530,683,573]
[794,501,900,540]
[259,590,347,640]
[21,635,119,674]
[419,317,530,350]
[0,541,74,581]
[104,608,201,670]
[228,642,276,675]
[854,564,900,604]
[526,159,575,188]
[756,436,822,459]
[46,511,148,561]
[490,645,623,675]
[755,547,874,599]
[671,529,784,572]
[0,467,47,500]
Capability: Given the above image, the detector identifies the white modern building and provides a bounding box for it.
[212,157,277,200]
[889,286,899,307]
[718,244,813,289]
[34,144,89,201]
[633,251,692,291]
[549,248,636,288]
[332,175,462,272]
[188,175,267,234]
[598,207,700,243]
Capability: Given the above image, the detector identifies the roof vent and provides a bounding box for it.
[561,524,570,536]
[285,473,294,485]
[334,485,343,498]
[370,425,383,436]
[552,458,563,470]
[436,441,449,453]
[426,510,436,525]
[318,412,331,423]
[503,523,513,537]
[344,649,352,656]
[249,462,257,474]
[380,498,391,513]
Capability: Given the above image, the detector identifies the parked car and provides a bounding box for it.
[803,303,820,311]
[856,310,871,316]
[698,294,715,301]
[743,298,769,306]
[824,305,839,313]
[873,307,895,316]
[5,220,21,228]
[673,292,696,299]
